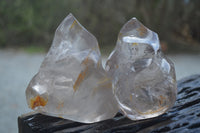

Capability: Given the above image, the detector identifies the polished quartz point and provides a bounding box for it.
[106,18,177,120]
[26,13,118,123]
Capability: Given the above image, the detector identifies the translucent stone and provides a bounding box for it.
[105,18,177,120]
[26,14,118,123]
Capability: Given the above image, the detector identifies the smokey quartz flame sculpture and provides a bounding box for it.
[26,13,118,123]
[106,18,177,120]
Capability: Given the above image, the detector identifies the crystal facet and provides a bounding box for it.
[26,14,118,123]
[106,18,177,120]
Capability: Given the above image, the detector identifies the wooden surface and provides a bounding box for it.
[18,75,200,133]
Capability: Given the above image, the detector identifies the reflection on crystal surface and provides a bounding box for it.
[106,18,177,120]
[26,13,118,123]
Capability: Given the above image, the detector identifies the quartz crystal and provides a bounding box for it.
[106,18,177,120]
[26,13,118,123]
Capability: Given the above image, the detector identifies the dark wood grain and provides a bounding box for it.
[18,75,200,133]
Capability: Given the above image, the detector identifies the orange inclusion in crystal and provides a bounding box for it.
[73,67,88,92]
[70,20,77,29]
[73,52,92,92]
[30,95,47,109]
[159,95,166,106]
[137,25,147,36]
[132,43,138,46]
[136,106,167,115]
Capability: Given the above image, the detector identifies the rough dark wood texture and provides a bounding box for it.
[18,75,200,133]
